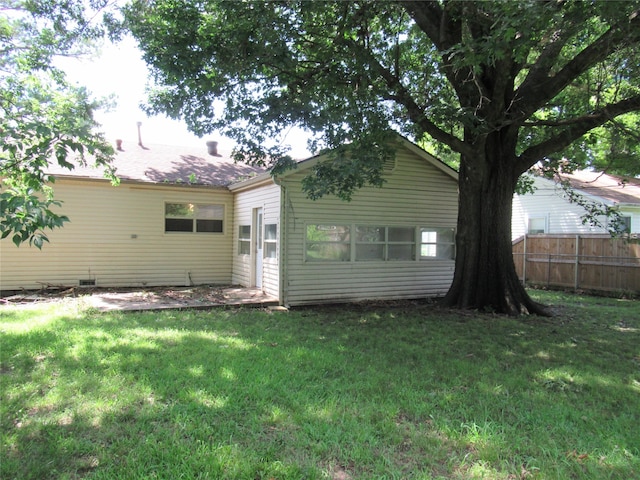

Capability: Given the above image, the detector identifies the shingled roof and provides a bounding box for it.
[560,170,640,206]
[46,139,266,187]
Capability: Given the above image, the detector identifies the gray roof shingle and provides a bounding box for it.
[46,140,266,187]
[560,170,640,205]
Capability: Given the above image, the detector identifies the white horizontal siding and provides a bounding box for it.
[280,146,458,306]
[512,177,612,240]
[231,182,281,298]
[0,179,234,291]
[285,261,454,305]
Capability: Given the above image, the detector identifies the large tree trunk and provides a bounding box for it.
[441,136,551,316]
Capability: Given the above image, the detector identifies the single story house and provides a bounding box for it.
[0,135,459,306]
[512,170,640,240]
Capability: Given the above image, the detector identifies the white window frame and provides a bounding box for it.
[527,217,547,234]
[355,225,416,261]
[264,223,278,260]
[304,224,456,262]
[238,225,251,255]
[419,227,456,260]
[165,203,224,233]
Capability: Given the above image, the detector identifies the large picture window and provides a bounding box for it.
[306,225,351,261]
[165,203,224,233]
[306,224,456,262]
[420,227,455,259]
[355,226,415,261]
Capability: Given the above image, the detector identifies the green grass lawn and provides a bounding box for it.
[1,290,638,479]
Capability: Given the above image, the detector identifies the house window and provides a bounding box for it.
[165,203,224,233]
[355,226,415,261]
[420,227,455,259]
[528,217,546,234]
[306,225,351,261]
[238,225,251,255]
[264,224,278,259]
[619,216,631,234]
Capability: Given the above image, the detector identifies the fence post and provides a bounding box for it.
[547,249,551,287]
[574,235,580,290]
[522,234,527,286]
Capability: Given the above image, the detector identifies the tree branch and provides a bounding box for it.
[400,0,475,102]
[517,94,640,171]
[398,1,447,51]
[516,9,640,121]
[340,35,473,158]
[517,13,582,102]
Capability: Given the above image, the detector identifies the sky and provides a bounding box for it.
[60,37,312,157]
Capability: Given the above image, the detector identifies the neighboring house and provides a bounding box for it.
[512,170,640,240]
[0,135,459,306]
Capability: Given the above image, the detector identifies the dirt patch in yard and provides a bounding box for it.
[0,285,278,311]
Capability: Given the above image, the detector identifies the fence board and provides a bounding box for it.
[513,234,640,293]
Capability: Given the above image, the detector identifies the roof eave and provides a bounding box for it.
[228,172,276,191]
[48,174,230,190]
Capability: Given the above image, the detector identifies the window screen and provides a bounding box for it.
[165,203,224,233]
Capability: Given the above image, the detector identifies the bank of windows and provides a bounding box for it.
[305,224,455,262]
[237,223,278,258]
[165,203,224,233]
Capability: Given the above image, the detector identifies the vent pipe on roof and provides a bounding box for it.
[137,121,149,150]
[206,141,221,157]
[116,139,124,151]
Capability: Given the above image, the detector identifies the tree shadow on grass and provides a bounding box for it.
[1,303,638,479]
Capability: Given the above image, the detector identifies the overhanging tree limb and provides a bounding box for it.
[339,37,473,158]
[1,0,116,248]
[400,1,477,103]
[517,94,640,170]
[516,8,640,120]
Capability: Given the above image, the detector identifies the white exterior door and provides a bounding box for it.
[255,208,263,288]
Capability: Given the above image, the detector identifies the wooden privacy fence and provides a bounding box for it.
[512,234,640,294]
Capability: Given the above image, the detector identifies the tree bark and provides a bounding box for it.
[441,133,551,316]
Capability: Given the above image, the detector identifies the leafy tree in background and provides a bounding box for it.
[0,0,116,248]
[123,0,640,315]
